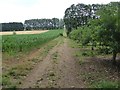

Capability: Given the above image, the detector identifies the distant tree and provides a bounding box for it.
[64,3,101,35]
[24,18,64,30]
[1,22,24,31]
[59,19,64,29]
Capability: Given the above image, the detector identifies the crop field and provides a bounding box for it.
[2,30,63,55]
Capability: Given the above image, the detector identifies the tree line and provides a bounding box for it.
[24,18,64,30]
[0,18,64,31]
[0,22,24,32]
[64,2,120,64]
[64,3,102,35]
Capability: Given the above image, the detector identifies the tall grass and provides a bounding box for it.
[2,30,63,55]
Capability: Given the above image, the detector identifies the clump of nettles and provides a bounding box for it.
[13,30,16,35]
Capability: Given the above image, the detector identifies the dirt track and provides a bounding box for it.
[20,38,86,88]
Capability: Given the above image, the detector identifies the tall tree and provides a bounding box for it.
[64,3,101,35]
[96,2,120,64]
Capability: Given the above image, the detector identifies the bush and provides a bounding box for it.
[82,51,95,57]
[59,33,63,36]
[98,47,112,54]
[69,29,81,41]
[13,31,16,35]
[82,36,92,46]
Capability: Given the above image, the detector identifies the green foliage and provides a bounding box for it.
[2,30,63,55]
[96,2,120,62]
[93,80,118,88]
[13,31,16,35]
[1,22,24,31]
[82,51,95,57]
[82,36,92,46]
[69,2,120,62]
[2,75,11,86]
[64,3,102,35]
[69,26,94,47]
[69,29,81,41]
[2,75,16,88]
[25,18,64,30]
[98,47,112,54]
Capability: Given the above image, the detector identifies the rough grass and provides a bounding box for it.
[68,38,119,88]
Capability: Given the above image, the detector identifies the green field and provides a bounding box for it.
[2,30,63,55]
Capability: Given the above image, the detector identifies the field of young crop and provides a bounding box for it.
[2,30,63,55]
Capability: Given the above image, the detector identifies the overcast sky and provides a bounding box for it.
[0,0,119,23]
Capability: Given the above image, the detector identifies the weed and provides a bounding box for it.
[52,52,59,64]
[79,58,85,65]
[2,75,11,86]
[13,30,16,35]
[93,80,118,88]
[49,71,55,77]
[2,75,17,88]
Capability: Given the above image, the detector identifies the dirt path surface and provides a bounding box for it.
[20,38,86,88]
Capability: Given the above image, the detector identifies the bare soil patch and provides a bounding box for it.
[0,30,49,35]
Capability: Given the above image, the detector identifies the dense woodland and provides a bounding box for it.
[64,2,120,64]
[0,22,24,31]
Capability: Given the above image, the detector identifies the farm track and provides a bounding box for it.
[20,37,86,88]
